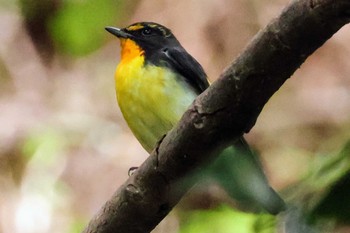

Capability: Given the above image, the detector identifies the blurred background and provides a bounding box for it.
[0,0,350,232]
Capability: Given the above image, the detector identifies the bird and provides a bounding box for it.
[106,22,285,214]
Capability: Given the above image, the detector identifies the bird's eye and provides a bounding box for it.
[142,28,152,36]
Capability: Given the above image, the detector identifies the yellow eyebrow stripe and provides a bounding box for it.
[126,24,144,31]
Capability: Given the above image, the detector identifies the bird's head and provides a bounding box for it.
[106,22,180,59]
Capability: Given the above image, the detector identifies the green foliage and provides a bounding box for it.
[69,218,86,233]
[310,141,350,224]
[179,206,276,233]
[282,140,350,229]
[0,0,18,8]
[22,128,68,164]
[49,0,124,56]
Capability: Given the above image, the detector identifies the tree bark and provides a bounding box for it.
[83,0,350,232]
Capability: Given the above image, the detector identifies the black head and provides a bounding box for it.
[106,22,181,55]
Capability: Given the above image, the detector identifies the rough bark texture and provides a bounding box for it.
[83,0,350,232]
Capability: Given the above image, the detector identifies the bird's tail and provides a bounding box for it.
[208,137,286,215]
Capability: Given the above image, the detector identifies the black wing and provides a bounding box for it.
[162,47,210,94]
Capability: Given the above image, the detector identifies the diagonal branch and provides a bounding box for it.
[83,0,350,232]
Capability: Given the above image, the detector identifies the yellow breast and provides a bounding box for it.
[115,44,197,152]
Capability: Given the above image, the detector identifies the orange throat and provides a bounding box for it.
[119,39,144,63]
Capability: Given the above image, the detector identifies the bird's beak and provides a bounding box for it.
[105,26,131,38]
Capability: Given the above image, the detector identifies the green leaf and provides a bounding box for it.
[310,141,350,223]
[282,140,350,226]
[49,0,124,56]
[179,206,276,233]
[22,128,67,164]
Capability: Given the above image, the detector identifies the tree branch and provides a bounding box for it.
[83,0,350,232]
